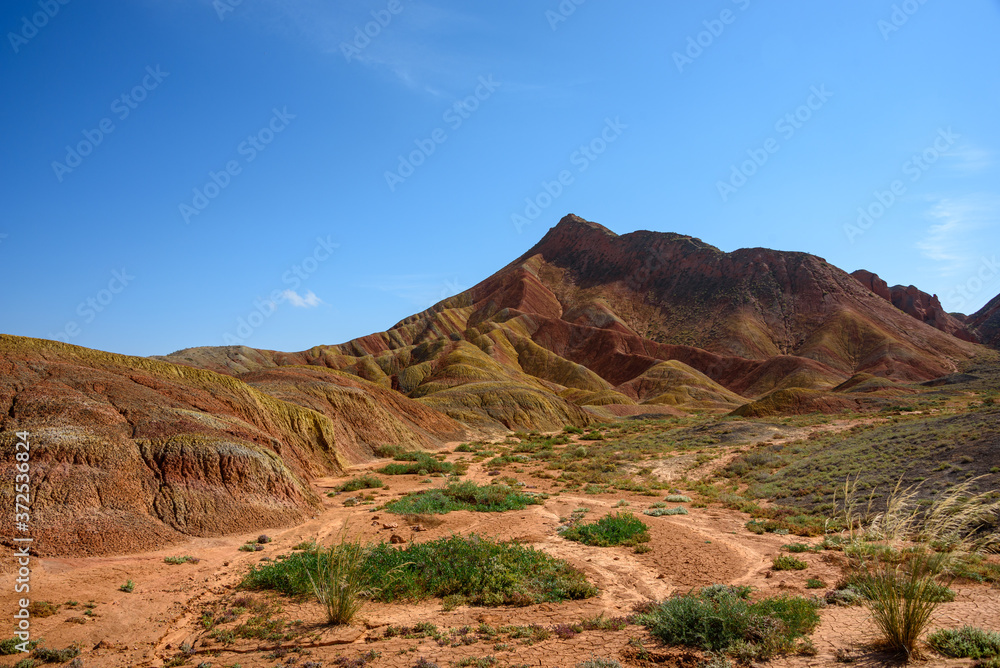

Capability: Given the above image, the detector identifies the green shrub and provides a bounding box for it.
[563,426,584,434]
[782,543,817,553]
[805,578,825,589]
[636,586,819,660]
[665,495,692,503]
[580,430,605,441]
[928,626,1000,659]
[32,646,80,663]
[1,638,38,655]
[824,586,863,606]
[120,579,135,593]
[337,474,384,493]
[241,534,596,606]
[772,556,808,571]
[379,453,454,475]
[644,507,688,517]
[164,555,200,565]
[385,481,544,515]
[562,512,650,547]
[577,656,622,668]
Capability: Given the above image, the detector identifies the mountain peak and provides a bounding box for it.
[554,213,618,237]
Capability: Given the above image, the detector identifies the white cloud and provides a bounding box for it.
[944,145,991,174]
[917,195,999,275]
[281,289,322,308]
[359,273,467,308]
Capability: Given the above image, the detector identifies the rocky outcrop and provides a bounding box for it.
[889,284,977,342]
[966,294,1000,348]
[851,269,891,301]
[850,270,981,343]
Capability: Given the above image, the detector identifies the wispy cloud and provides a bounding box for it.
[204,0,492,96]
[944,145,991,174]
[917,195,999,275]
[360,273,467,308]
[281,289,322,308]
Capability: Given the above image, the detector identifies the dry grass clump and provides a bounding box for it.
[831,474,1000,660]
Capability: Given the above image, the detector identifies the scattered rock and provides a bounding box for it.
[389,534,405,544]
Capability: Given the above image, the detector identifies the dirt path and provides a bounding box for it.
[2,437,997,668]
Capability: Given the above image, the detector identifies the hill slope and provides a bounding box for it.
[0,335,465,555]
[167,215,984,426]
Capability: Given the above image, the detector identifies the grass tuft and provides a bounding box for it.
[562,512,650,547]
[772,555,808,571]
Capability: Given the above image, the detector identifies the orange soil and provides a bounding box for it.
[1,441,997,668]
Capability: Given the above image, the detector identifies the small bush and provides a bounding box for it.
[579,614,629,631]
[337,474,384,493]
[636,586,819,660]
[1,638,39,655]
[563,426,584,434]
[562,512,650,547]
[26,601,58,617]
[772,556,808,571]
[164,555,200,565]
[825,586,863,606]
[665,494,692,503]
[645,507,688,517]
[239,542,265,552]
[257,534,272,544]
[385,481,544,515]
[782,543,817,553]
[120,580,135,593]
[577,656,622,668]
[379,453,454,476]
[805,578,826,589]
[32,646,80,663]
[580,430,605,441]
[927,626,1000,659]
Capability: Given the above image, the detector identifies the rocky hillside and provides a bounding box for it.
[167,215,987,428]
[0,335,465,556]
[965,293,1000,348]
[850,269,981,343]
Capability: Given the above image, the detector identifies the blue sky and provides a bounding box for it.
[2,1,999,357]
